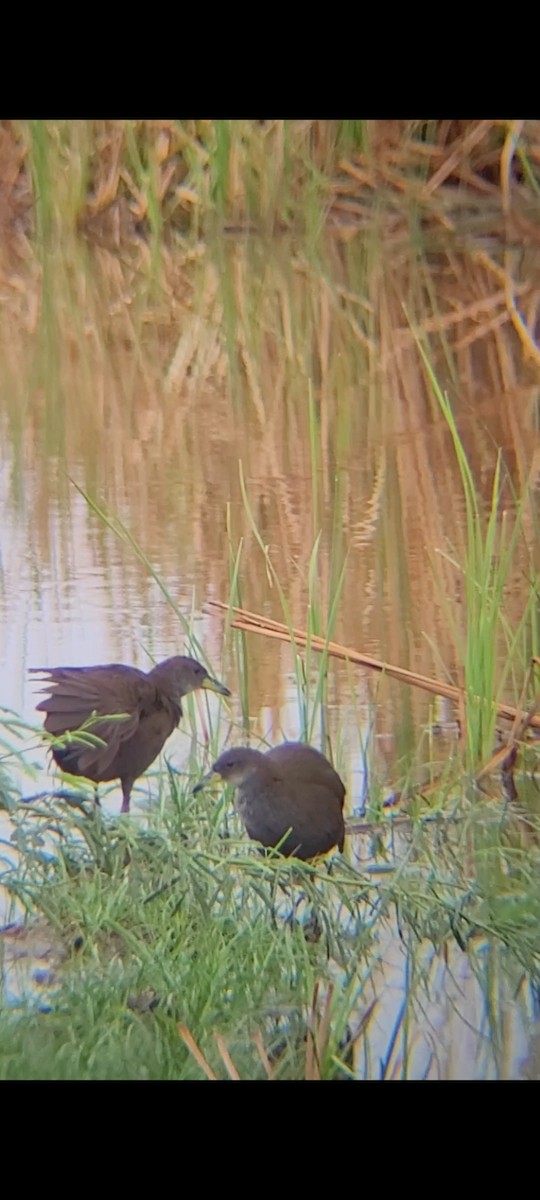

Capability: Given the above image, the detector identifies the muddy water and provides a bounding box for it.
[1,231,539,1076]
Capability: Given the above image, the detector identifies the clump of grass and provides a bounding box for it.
[416,335,539,770]
[2,761,540,1079]
[0,782,377,1080]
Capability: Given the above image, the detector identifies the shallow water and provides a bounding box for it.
[1,218,539,1077]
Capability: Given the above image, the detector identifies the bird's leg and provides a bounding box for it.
[303,907,322,943]
[121,781,132,814]
[94,787,101,808]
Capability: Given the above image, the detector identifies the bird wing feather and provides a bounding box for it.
[31,665,158,774]
[31,665,156,719]
[73,713,141,775]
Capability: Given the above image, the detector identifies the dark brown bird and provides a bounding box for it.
[194,742,345,860]
[31,657,230,813]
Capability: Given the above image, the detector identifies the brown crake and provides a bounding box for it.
[32,656,230,813]
[194,742,345,860]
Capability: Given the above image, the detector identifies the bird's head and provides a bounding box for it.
[152,656,230,703]
[193,747,265,792]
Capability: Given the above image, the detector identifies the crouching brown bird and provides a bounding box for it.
[32,656,230,813]
[194,742,345,860]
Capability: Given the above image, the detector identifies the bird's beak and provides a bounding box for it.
[192,767,220,795]
[201,674,231,698]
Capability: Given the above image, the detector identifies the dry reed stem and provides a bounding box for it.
[500,121,526,216]
[252,1029,276,1079]
[208,600,540,731]
[177,1022,218,1080]
[214,1033,241,1081]
[503,261,540,369]
[422,120,494,197]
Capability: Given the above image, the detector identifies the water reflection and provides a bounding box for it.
[1,228,539,1077]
